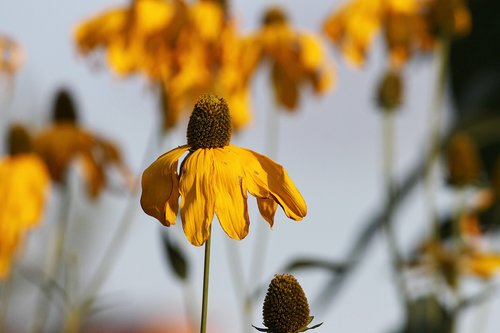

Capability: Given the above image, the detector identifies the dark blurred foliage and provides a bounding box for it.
[394,296,452,333]
[450,0,500,231]
[160,230,189,281]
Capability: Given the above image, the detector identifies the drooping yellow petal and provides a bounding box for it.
[257,198,278,227]
[271,62,299,110]
[179,149,216,246]
[190,1,224,42]
[299,33,325,71]
[134,0,175,34]
[0,155,50,229]
[73,8,126,53]
[228,145,307,221]
[212,148,250,241]
[323,0,382,67]
[0,154,49,280]
[141,145,189,226]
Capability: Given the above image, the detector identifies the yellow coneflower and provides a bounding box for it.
[141,95,307,246]
[253,274,322,333]
[323,0,471,68]
[35,89,132,199]
[74,0,257,131]
[0,125,49,280]
[251,6,334,110]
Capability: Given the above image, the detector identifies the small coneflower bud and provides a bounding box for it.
[186,94,232,150]
[261,6,288,26]
[7,124,32,156]
[253,274,322,333]
[445,132,482,187]
[53,89,79,124]
[376,70,403,111]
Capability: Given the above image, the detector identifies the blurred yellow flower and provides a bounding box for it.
[462,252,500,279]
[323,0,470,67]
[74,0,256,131]
[141,95,307,246]
[35,89,131,199]
[251,6,334,110]
[0,125,49,280]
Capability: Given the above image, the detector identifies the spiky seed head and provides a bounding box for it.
[186,94,232,150]
[262,274,310,333]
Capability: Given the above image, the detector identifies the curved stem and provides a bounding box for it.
[200,232,212,333]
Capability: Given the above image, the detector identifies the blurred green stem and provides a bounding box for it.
[249,100,279,281]
[382,110,410,308]
[247,98,280,325]
[425,38,450,240]
[225,239,252,333]
[78,102,165,322]
[31,185,72,333]
[0,278,12,331]
[200,230,212,333]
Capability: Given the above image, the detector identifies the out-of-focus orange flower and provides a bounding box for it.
[249,6,334,110]
[35,89,133,199]
[462,252,500,279]
[0,125,49,280]
[323,0,470,68]
[0,35,25,76]
[74,0,256,131]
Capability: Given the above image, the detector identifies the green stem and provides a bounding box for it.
[425,38,450,240]
[31,185,72,333]
[382,110,410,308]
[247,98,280,326]
[225,239,252,333]
[78,110,164,320]
[0,278,12,331]
[200,232,212,333]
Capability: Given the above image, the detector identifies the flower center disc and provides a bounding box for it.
[187,94,232,150]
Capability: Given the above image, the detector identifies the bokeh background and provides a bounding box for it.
[1,0,499,332]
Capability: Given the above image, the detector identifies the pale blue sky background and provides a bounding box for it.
[1,0,499,332]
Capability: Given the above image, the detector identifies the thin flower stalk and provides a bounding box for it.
[200,230,212,333]
[425,38,451,241]
[381,109,411,311]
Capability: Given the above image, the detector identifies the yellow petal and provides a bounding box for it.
[134,0,175,34]
[228,145,307,221]
[271,62,299,110]
[190,1,224,41]
[464,253,500,279]
[299,33,325,70]
[212,148,250,241]
[179,149,216,246]
[257,198,278,227]
[80,153,105,199]
[141,145,189,226]
[73,8,126,53]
